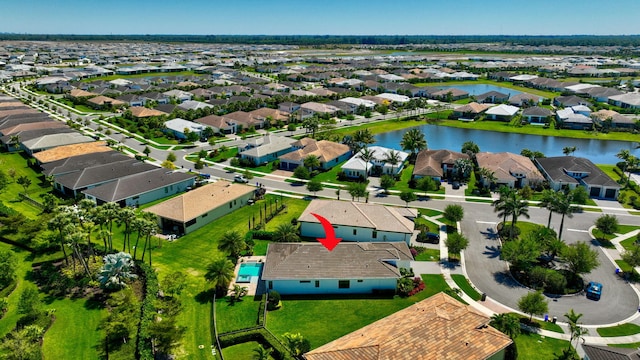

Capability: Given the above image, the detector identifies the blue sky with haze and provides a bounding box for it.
[2,0,639,35]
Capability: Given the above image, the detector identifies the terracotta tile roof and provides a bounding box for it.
[87,95,125,106]
[69,89,97,98]
[249,107,289,122]
[453,102,490,114]
[33,141,112,163]
[129,107,167,118]
[476,152,544,183]
[413,149,469,178]
[144,180,254,222]
[279,138,350,164]
[305,293,512,360]
[0,121,67,135]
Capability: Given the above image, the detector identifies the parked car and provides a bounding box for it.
[233,175,249,183]
[586,281,602,300]
[417,232,440,244]
[452,181,460,189]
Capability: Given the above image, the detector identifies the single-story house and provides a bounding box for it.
[535,156,620,199]
[556,108,594,130]
[591,109,637,129]
[412,149,469,181]
[484,104,519,121]
[144,180,255,235]
[115,94,145,107]
[41,151,129,177]
[375,93,411,103]
[508,93,541,107]
[476,90,509,103]
[87,96,125,110]
[341,146,409,178]
[609,93,640,109]
[554,95,592,108]
[224,111,265,130]
[262,242,413,295]
[2,127,76,151]
[298,200,416,244]
[32,141,112,164]
[582,344,640,360]
[83,168,196,207]
[522,106,553,124]
[249,107,290,124]
[21,133,95,156]
[129,106,168,119]
[452,102,490,121]
[239,134,297,165]
[162,89,192,103]
[194,114,237,134]
[299,102,340,120]
[0,120,67,137]
[163,118,205,140]
[278,138,351,171]
[53,159,157,196]
[476,152,544,189]
[430,88,469,101]
[305,293,513,360]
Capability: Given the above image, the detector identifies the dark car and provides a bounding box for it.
[586,281,603,300]
[452,181,460,189]
[417,232,440,244]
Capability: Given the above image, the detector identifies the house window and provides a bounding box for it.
[234,200,237,205]
[132,196,139,200]
[315,280,320,288]
[185,219,196,227]
[353,229,357,236]
[338,280,350,289]
[268,281,273,289]
[357,280,363,283]
[202,213,208,218]
[165,187,169,194]
[299,280,311,284]
[372,231,377,239]
[229,202,233,209]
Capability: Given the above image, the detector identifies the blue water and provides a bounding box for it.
[238,262,262,277]
[375,124,640,165]
[434,84,523,97]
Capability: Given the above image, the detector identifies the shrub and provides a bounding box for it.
[545,270,567,294]
[252,230,274,240]
[267,290,281,311]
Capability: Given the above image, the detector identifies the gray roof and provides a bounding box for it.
[22,132,94,152]
[240,134,296,158]
[535,156,620,188]
[582,344,639,360]
[55,159,157,190]
[522,106,553,117]
[0,114,52,128]
[262,242,412,280]
[82,168,196,203]
[0,128,74,145]
[41,151,129,176]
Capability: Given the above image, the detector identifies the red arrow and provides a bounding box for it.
[310,212,342,251]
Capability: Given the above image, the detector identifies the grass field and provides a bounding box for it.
[451,274,481,301]
[597,323,640,337]
[0,151,53,219]
[215,295,263,334]
[222,341,275,360]
[0,245,37,338]
[266,274,450,349]
[514,331,572,359]
[413,247,440,261]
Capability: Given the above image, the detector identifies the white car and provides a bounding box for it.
[233,175,249,183]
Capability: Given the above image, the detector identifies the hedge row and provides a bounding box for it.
[218,327,289,360]
[136,263,159,360]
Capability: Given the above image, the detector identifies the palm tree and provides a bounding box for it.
[205,257,235,296]
[8,135,20,150]
[303,154,321,172]
[217,231,246,258]
[562,146,577,156]
[358,147,377,180]
[48,207,75,265]
[352,129,375,152]
[492,186,515,226]
[400,128,427,162]
[506,192,530,239]
[383,149,402,175]
[98,252,138,290]
[617,149,632,186]
[555,192,581,241]
[117,207,137,253]
[490,313,520,339]
[97,202,120,251]
[539,189,559,229]
[252,345,273,360]
[565,309,588,350]
[273,223,300,242]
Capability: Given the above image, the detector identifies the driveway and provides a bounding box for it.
[461,205,640,325]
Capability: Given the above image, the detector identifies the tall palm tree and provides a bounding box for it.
[118,207,137,253]
[98,202,120,251]
[400,128,427,161]
[358,147,377,180]
[303,154,321,172]
[352,129,375,152]
[490,313,520,339]
[493,186,515,226]
[217,231,246,258]
[205,257,235,296]
[562,146,577,156]
[555,192,581,241]
[506,192,530,239]
[617,149,632,186]
[539,189,559,228]
[383,149,402,175]
[48,207,75,265]
[565,309,588,350]
[252,345,273,360]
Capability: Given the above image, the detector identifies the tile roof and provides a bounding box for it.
[129,106,167,118]
[53,159,156,190]
[41,150,129,176]
[33,141,112,164]
[144,180,254,222]
[298,200,415,234]
[82,168,196,203]
[413,149,469,178]
[262,242,412,280]
[22,132,94,152]
[305,292,512,360]
[476,152,544,183]
[536,156,620,188]
[453,102,490,114]
[279,138,350,163]
[0,121,67,136]
[582,344,639,360]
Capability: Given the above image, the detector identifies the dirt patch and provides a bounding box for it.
[268,170,293,178]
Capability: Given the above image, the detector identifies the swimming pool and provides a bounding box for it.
[236,262,263,283]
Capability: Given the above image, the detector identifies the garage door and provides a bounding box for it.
[590,187,601,197]
[605,188,617,199]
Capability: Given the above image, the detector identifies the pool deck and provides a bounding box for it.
[229,256,266,296]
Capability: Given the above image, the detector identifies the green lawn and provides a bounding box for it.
[413,247,440,261]
[80,70,205,82]
[215,295,263,334]
[419,209,443,217]
[310,160,350,185]
[266,274,450,349]
[610,342,640,348]
[451,274,481,301]
[41,297,107,360]
[415,217,440,233]
[597,323,640,337]
[222,341,275,360]
[0,151,53,219]
[0,245,37,338]
[514,332,572,359]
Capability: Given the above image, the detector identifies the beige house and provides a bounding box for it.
[144,180,254,235]
[305,292,512,360]
[476,152,544,189]
[278,138,351,171]
[413,149,470,181]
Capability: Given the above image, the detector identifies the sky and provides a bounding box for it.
[2,0,640,36]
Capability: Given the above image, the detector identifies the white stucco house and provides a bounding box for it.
[262,242,413,295]
[164,118,205,140]
[341,146,408,178]
[298,200,416,244]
